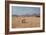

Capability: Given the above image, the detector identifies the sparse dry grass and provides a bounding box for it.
[12,16,40,28]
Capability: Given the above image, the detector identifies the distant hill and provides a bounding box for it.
[12,13,40,17]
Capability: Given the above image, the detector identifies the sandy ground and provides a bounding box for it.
[12,16,40,28]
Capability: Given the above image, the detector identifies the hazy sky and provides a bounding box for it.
[12,6,40,15]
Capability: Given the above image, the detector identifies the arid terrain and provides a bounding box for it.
[12,16,40,28]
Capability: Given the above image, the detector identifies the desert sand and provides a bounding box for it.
[12,16,40,28]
